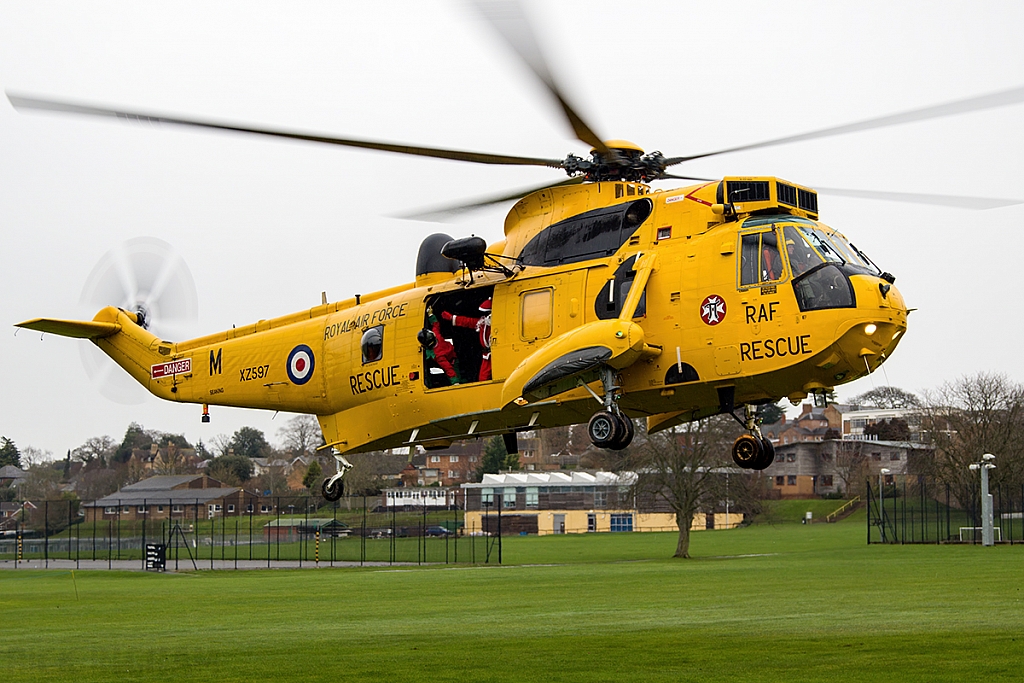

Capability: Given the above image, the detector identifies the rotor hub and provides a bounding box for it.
[564,142,667,182]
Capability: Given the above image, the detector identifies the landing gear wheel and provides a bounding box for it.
[322,477,343,502]
[608,414,635,451]
[588,410,623,449]
[732,433,763,469]
[755,438,776,470]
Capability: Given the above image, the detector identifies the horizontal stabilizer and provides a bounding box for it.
[16,317,121,339]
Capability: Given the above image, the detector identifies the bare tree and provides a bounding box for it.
[919,372,1024,510]
[827,440,869,497]
[851,386,922,409]
[627,415,741,558]
[278,415,323,457]
[71,435,117,467]
[20,446,54,467]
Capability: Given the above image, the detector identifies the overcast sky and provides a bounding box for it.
[2,1,1022,459]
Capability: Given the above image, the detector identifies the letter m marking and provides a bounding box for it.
[210,349,222,375]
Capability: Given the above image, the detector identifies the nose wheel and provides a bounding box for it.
[730,405,775,470]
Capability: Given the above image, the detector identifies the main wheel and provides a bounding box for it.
[322,477,343,502]
[753,437,776,470]
[732,433,763,469]
[588,411,623,449]
[608,414,635,451]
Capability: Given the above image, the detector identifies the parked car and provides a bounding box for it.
[425,525,452,537]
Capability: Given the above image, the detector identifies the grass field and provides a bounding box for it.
[2,511,1022,682]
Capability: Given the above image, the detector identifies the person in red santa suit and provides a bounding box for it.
[418,310,461,385]
[440,298,492,381]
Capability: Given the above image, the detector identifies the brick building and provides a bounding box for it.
[82,474,260,523]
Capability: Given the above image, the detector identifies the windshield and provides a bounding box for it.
[742,215,881,275]
[815,224,879,272]
[783,225,827,276]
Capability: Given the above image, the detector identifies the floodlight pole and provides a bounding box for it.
[970,454,997,546]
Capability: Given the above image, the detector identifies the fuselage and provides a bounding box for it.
[76,177,907,454]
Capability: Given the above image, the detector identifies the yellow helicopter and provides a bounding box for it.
[10,2,1020,500]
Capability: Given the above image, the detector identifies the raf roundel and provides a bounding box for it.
[286,345,316,385]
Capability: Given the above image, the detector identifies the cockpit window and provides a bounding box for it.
[740,229,785,286]
[783,225,831,276]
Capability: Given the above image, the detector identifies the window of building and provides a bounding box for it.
[786,454,795,462]
[610,513,634,532]
[775,476,785,486]
[890,453,901,461]
[122,506,130,514]
[227,505,235,513]
[872,453,882,461]
[172,505,183,513]
[246,504,254,513]
[469,456,478,463]
[594,491,607,508]
[503,491,516,509]
[137,506,147,514]
[526,487,538,509]
[787,475,797,486]
[884,474,894,485]
[157,505,165,513]
[821,475,834,487]
[430,455,440,463]
[260,505,272,513]
[449,455,459,463]
[104,506,117,514]
[587,513,597,532]
[448,470,457,479]
[481,488,494,506]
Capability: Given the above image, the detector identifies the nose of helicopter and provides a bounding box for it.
[840,275,909,379]
[798,274,908,395]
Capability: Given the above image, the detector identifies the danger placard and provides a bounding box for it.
[151,358,192,378]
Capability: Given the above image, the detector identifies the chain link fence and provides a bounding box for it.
[866,478,1024,544]
[0,495,506,570]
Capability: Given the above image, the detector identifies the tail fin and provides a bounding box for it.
[16,317,120,339]
[16,306,180,399]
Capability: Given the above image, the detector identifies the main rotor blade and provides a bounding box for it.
[664,84,1024,165]
[7,92,565,168]
[397,176,586,221]
[473,0,612,157]
[814,186,1022,210]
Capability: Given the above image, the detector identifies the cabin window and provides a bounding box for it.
[519,198,652,267]
[740,229,785,287]
[520,289,553,340]
[361,325,384,364]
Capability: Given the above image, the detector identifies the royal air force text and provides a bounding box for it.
[324,303,408,341]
